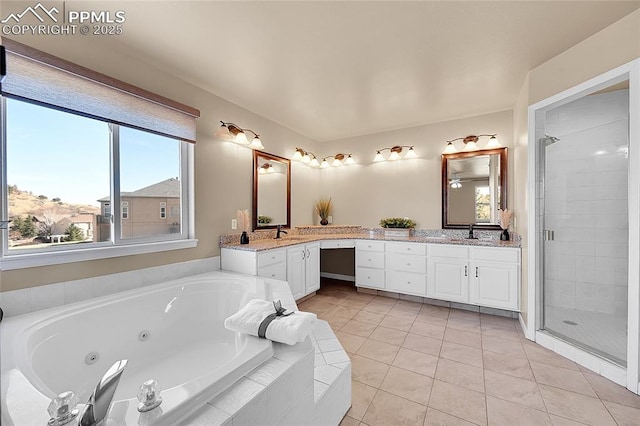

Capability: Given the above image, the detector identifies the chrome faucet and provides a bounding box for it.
[79,359,128,426]
[274,224,288,239]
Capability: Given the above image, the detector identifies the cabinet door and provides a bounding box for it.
[305,243,320,294]
[427,258,469,303]
[470,262,519,311]
[286,246,306,300]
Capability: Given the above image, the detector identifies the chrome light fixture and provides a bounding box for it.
[373,145,417,162]
[444,134,501,154]
[215,121,264,150]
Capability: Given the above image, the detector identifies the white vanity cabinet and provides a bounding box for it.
[286,242,320,300]
[355,240,385,289]
[221,247,287,280]
[385,242,428,296]
[427,245,470,303]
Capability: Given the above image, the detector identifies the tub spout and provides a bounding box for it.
[79,359,128,426]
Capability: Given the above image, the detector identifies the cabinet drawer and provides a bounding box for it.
[257,249,286,268]
[471,247,520,263]
[386,253,427,274]
[428,244,469,259]
[321,239,355,249]
[386,241,427,256]
[386,271,427,296]
[356,250,385,269]
[356,267,385,289]
[356,240,385,252]
[257,262,287,281]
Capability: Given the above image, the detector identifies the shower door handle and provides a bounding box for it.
[544,230,555,241]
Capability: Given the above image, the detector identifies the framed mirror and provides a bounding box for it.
[442,148,507,229]
[252,151,291,231]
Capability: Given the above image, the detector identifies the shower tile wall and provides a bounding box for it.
[544,89,629,316]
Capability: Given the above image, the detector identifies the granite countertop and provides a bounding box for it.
[221,232,521,252]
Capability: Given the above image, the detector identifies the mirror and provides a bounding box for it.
[253,151,291,230]
[442,148,507,229]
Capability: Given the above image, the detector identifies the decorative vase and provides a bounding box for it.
[240,231,250,244]
[320,218,329,226]
[500,229,509,241]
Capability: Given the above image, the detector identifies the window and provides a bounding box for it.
[159,202,167,220]
[475,186,491,223]
[0,39,199,269]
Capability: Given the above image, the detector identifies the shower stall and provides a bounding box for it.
[528,60,640,393]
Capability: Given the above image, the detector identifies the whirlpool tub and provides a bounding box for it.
[0,271,275,425]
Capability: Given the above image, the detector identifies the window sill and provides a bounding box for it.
[0,239,199,271]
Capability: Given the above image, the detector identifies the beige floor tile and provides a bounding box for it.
[423,407,477,426]
[402,333,443,356]
[428,380,487,426]
[325,315,350,331]
[522,341,579,371]
[371,295,398,305]
[483,351,533,380]
[379,315,415,332]
[482,335,525,356]
[415,312,449,327]
[583,371,640,409]
[362,302,394,315]
[340,415,361,426]
[444,327,482,349]
[395,300,423,312]
[351,354,391,388]
[539,384,616,426]
[480,314,517,329]
[330,305,363,320]
[409,321,446,339]
[481,326,521,342]
[341,320,378,338]
[340,298,371,310]
[392,347,439,378]
[369,326,408,346]
[484,370,546,411]
[446,317,482,334]
[486,395,552,426]
[387,308,419,321]
[356,339,400,364]
[601,400,640,426]
[353,310,386,325]
[448,309,480,322]
[435,358,485,393]
[548,414,589,426]
[440,341,483,368]
[530,362,596,397]
[362,390,428,426]
[303,300,338,314]
[380,366,434,405]
[347,381,378,421]
[336,331,367,354]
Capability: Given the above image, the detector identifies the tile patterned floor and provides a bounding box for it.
[298,280,640,426]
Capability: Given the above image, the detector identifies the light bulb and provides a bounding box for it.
[320,159,329,168]
[485,135,501,149]
[443,142,457,154]
[249,136,264,149]
[259,167,266,175]
[302,153,311,163]
[389,151,400,160]
[310,158,320,167]
[405,147,417,159]
[234,130,249,145]
[332,157,343,167]
[267,165,275,173]
[292,149,303,161]
[214,124,232,140]
[373,151,384,162]
[345,155,355,165]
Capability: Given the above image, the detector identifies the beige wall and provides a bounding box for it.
[0,35,320,291]
[317,111,514,228]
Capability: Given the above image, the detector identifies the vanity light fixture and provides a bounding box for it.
[259,163,276,174]
[444,134,501,154]
[321,153,355,168]
[373,145,417,162]
[293,148,354,168]
[215,121,264,150]
[450,175,462,189]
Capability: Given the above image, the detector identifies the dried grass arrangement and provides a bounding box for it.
[314,197,332,223]
[237,209,250,233]
[498,209,513,230]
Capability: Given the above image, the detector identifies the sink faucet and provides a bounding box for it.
[467,224,477,239]
[274,224,288,239]
[79,360,128,426]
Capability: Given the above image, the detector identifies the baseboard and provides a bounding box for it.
[519,313,533,341]
[320,272,355,282]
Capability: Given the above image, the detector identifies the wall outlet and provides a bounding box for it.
[231,219,237,230]
[328,215,333,224]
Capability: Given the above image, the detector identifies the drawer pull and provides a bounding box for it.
[476,267,479,278]
[271,274,275,278]
[407,263,411,266]
[407,281,411,284]
[407,248,411,251]
[464,266,468,277]
[367,276,371,279]
[368,258,372,262]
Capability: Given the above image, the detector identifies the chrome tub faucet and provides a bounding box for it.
[79,359,128,426]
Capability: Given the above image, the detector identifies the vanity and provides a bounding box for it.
[221,232,521,312]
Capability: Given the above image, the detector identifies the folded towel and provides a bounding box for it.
[224,299,317,345]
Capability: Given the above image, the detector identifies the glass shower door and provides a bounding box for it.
[542,88,629,366]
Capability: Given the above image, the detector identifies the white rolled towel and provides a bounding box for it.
[224,299,317,346]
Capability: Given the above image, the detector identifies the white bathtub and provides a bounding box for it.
[0,271,274,425]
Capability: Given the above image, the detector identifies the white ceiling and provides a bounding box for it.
[101,1,639,142]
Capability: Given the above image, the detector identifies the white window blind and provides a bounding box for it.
[0,38,200,142]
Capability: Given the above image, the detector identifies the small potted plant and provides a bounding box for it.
[257,215,272,226]
[379,217,416,237]
[314,197,332,226]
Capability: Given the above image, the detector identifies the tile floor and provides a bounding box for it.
[298,280,640,426]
